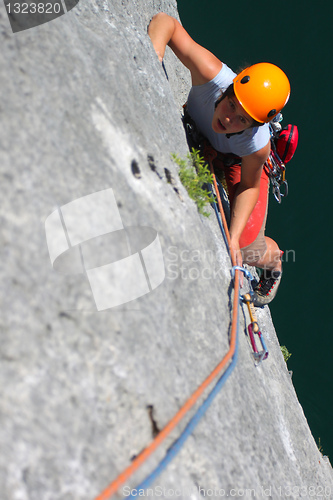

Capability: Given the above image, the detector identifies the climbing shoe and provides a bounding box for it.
[252,269,282,307]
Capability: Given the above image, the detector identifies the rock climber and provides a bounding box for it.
[148,12,291,306]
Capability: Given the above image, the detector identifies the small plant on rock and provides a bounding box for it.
[172,148,215,217]
[318,437,324,455]
[281,345,292,363]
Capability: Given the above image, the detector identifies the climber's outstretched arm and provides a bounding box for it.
[148,12,222,86]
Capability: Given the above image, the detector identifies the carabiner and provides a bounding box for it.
[273,184,282,204]
[242,293,269,364]
[279,180,288,198]
[231,266,254,282]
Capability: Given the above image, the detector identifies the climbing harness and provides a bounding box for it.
[264,115,299,203]
[183,104,298,205]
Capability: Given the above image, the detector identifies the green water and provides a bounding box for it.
[177,1,333,458]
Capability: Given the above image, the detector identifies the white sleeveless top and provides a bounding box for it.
[187,63,270,157]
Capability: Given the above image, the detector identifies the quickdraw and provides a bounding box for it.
[242,293,269,365]
[231,267,269,365]
[264,115,298,204]
[265,152,288,204]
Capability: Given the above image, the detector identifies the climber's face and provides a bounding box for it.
[212,95,253,134]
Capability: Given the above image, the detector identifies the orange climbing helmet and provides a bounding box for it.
[233,63,291,124]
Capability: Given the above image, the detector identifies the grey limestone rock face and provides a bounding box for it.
[0,1,332,499]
